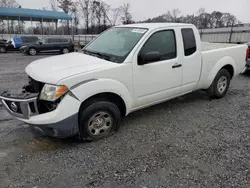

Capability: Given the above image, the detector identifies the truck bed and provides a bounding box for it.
[202,42,240,51]
[198,42,247,90]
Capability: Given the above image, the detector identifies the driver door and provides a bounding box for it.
[133,29,182,107]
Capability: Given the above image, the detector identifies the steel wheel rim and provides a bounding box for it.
[30,49,36,55]
[63,48,69,54]
[217,76,227,94]
[87,111,113,137]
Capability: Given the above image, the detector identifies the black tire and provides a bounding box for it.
[29,48,37,56]
[79,100,121,141]
[208,69,231,99]
[0,47,6,53]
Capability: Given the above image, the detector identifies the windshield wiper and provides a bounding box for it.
[83,49,114,62]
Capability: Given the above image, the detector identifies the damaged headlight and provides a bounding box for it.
[40,84,69,101]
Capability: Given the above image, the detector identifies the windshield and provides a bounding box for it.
[84,27,148,63]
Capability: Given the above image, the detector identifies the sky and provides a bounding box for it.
[16,0,250,24]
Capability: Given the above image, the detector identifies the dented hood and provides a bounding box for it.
[25,52,116,84]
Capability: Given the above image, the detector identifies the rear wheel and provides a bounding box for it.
[79,100,121,141]
[208,69,231,99]
[29,48,37,56]
[0,47,6,53]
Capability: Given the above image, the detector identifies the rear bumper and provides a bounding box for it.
[0,92,81,138]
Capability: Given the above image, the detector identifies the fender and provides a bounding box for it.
[205,56,236,88]
[70,78,133,115]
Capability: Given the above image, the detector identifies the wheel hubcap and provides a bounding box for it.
[63,48,69,54]
[88,112,113,136]
[217,76,227,94]
[30,49,36,55]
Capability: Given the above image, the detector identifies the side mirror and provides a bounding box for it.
[138,51,161,65]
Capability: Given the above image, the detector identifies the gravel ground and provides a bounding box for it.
[1,53,250,188]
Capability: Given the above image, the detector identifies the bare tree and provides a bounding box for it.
[211,11,224,28]
[141,7,239,29]
[93,1,101,29]
[57,0,75,34]
[0,0,19,7]
[106,7,121,26]
[100,2,110,29]
[79,0,92,34]
[71,2,80,34]
[172,9,181,22]
[120,3,133,24]
[222,13,237,27]
[49,0,59,34]
[57,0,74,13]
[50,0,58,11]
[196,8,208,29]
[164,9,181,22]
[0,0,20,33]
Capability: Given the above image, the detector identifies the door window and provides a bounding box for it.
[139,30,177,63]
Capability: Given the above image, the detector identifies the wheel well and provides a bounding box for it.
[29,47,37,51]
[222,65,234,79]
[79,92,126,117]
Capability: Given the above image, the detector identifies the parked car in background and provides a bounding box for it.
[20,37,74,56]
[12,36,39,49]
[0,39,7,43]
[0,23,247,140]
[0,40,15,53]
[0,36,39,53]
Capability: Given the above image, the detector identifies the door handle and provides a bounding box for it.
[172,64,182,69]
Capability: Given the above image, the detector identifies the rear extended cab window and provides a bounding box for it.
[181,28,197,56]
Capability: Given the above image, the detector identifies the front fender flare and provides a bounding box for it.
[70,78,133,115]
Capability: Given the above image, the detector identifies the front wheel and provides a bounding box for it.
[208,69,231,99]
[0,47,6,53]
[79,100,121,141]
[29,48,37,56]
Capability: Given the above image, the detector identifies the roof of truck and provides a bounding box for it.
[116,23,194,29]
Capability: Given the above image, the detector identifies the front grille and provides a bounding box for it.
[1,97,39,119]
[5,100,22,114]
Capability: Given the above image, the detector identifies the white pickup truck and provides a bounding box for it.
[0,23,248,140]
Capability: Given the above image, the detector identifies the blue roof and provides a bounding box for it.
[0,7,72,21]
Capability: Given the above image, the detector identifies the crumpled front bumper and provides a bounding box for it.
[0,91,39,119]
[0,91,81,138]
